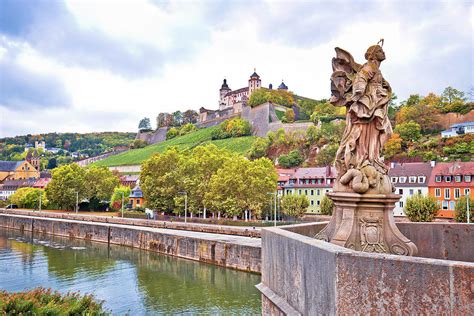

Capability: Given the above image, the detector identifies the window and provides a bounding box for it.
[399,201,403,207]
[305,190,308,195]
[435,188,441,197]
[326,179,331,184]
[391,177,398,183]
[311,190,314,196]
[465,188,471,196]
[318,179,322,184]
[454,188,460,199]
[465,175,472,182]
[449,201,456,210]
[455,175,462,182]
[444,188,450,199]
[435,175,442,182]
[317,189,320,196]
[317,200,320,206]
[409,176,416,183]
[418,189,422,194]
[418,176,425,183]
[399,177,407,183]
[298,189,302,195]
[442,201,449,210]
[445,176,452,182]
[409,189,414,195]
[398,189,403,195]
[311,200,314,206]
[312,179,316,184]
[286,190,291,194]
[326,189,330,193]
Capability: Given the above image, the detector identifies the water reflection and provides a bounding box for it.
[0,229,261,315]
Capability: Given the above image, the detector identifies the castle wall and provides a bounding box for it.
[136,127,169,145]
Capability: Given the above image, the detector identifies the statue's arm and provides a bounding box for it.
[351,64,375,102]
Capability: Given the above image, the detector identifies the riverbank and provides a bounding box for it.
[0,212,262,273]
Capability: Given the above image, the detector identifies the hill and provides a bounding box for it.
[93,125,257,167]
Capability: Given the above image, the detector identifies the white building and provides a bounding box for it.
[388,162,434,216]
[441,121,474,138]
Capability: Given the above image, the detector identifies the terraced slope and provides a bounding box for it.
[93,126,256,167]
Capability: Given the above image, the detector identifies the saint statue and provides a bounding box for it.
[330,40,393,194]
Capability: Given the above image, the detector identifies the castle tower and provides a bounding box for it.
[278,80,288,91]
[248,69,261,95]
[26,149,41,171]
[219,78,232,110]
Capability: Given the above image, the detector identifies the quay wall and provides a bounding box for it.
[0,213,261,273]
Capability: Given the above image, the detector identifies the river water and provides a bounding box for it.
[0,229,261,315]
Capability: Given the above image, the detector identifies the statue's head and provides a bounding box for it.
[365,41,385,62]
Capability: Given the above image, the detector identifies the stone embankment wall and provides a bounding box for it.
[0,212,262,273]
[107,164,141,173]
[76,150,128,167]
[258,222,474,315]
[136,127,169,145]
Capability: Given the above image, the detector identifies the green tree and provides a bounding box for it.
[320,196,334,215]
[454,196,474,223]
[84,166,120,210]
[383,133,403,158]
[110,185,131,211]
[46,163,86,210]
[247,137,270,159]
[47,157,57,169]
[441,86,467,113]
[394,121,421,142]
[404,194,438,222]
[166,127,179,140]
[179,123,197,136]
[9,188,48,209]
[182,110,199,124]
[171,111,183,127]
[138,117,152,132]
[280,194,309,218]
[316,144,338,166]
[283,108,295,123]
[278,150,304,168]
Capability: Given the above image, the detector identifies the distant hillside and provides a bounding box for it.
[93,125,257,167]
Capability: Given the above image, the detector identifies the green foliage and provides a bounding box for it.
[316,144,338,166]
[282,108,295,123]
[0,287,105,315]
[138,117,152,132]
[247,137,270,159]
[166,127,179,140]
[275,109,285,120]
[394,121,421,142]
[404,194,438,222]
[84,166,120,209]
[248,88,295,107]
[211,118,251,140]
[46,164,86,210]
[110,185,131,210]
[130,139,148,149]
[320,196,334,215]
[454,196,474,223]
[278,150,304,168]
[280,194,309,218]
[94,125,257,167]
[9,188,47,209]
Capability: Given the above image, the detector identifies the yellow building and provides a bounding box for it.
[0,161,40,182]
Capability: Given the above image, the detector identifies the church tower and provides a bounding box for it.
[248,69,261,95]
[219,78,231,110]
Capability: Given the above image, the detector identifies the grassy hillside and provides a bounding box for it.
[94,125,256,167]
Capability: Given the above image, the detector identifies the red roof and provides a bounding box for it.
[33,178,51,188]
[428,161,474,187]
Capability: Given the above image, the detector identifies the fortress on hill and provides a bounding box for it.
[198,70,289,124]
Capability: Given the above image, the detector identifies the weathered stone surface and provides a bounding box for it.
[258,222,474,315]
[0,213,262,273]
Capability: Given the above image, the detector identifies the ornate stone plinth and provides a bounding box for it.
[316,192,418,256]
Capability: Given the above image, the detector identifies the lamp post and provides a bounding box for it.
[267,192,277,226]
[38,191,42,212]
[75,191,79,213]
[179,191,187,223]
[121,192,124,218]
[466,193,471,224]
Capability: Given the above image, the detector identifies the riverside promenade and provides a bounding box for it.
[0,209,262,273]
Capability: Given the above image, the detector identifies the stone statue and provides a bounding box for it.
[329,39,393,194]
[315,40,418,256]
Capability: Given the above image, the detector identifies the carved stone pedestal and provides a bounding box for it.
[316,192,418,256]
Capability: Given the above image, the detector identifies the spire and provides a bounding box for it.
[250,68,260,79]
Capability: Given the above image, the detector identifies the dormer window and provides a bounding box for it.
[399,177,407,183]
[445,176,452,182]
[409,176,416,183]
[465,175,471,183]
[455,175,462,182]
[435,175,442,182]
[418,176,425,183]
[391,177,398,183]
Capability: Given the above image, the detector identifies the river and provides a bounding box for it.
[0,229,261,315]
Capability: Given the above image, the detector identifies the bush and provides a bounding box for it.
[9,188,47,209]
[0,287,106,314]
[278,150,304,168]
[283,109,295,123]
[130,139,148,149]
[320,196,334,215]
[211,118,251,140]
[404,194,438,222]
[179,123,197,136]
[166,127,179,140]
[454,196,474,223]
[247,137,270,159]
[280,194,309,218]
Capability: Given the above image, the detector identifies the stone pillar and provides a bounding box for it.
[316,192,417,256]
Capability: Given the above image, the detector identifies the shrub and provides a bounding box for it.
[283,109,295,123]
[247,137,270,159]
[320,196,334,215]
[404,194,438,222]
[130,139,148,149]
[166,127,179,140]
[454,196,474,223]
[278,150,304,168]
[179,123,197,136]
[211,118,251,140]
[0,287,106,314]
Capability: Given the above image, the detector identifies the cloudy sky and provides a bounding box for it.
[0,0,472,137]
